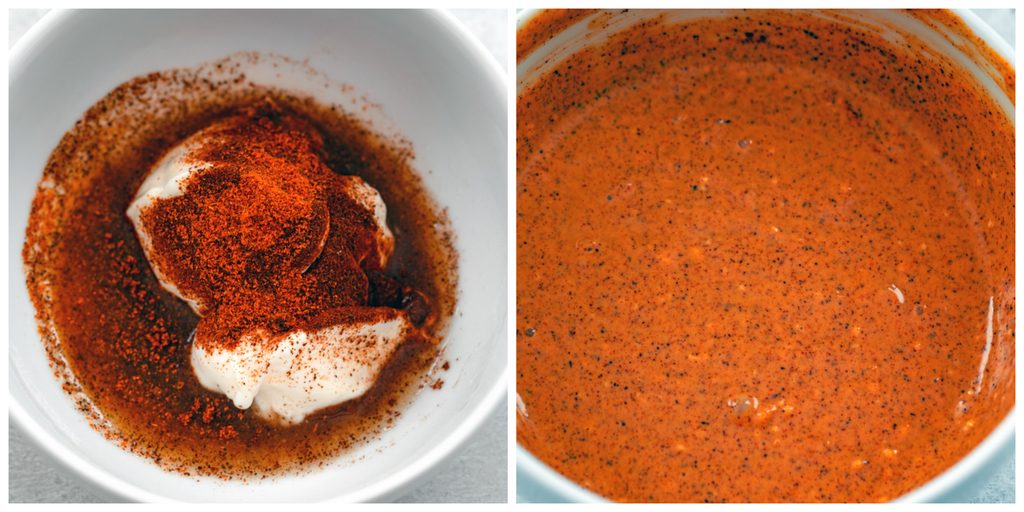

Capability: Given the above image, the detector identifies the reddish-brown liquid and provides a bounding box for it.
[517,10,1014,502]
[24,58,457,477]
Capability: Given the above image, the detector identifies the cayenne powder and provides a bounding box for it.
[138,100,429,350]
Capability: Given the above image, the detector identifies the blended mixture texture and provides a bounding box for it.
[517,10,1014,502]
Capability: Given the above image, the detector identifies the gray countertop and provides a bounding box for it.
[8,8,508,504]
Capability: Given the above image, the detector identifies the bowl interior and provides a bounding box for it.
[10,9,507,502]
[514,8,1014,503]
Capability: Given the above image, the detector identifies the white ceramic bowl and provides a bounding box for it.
[10,9,507,502]
[515,8,1014,503]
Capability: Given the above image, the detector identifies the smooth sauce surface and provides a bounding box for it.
[517,11,1014,502]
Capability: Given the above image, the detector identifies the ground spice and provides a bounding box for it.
[138,99,429,350]
[138,103,328,313]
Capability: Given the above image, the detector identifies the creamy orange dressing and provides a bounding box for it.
[517,10,1014,502]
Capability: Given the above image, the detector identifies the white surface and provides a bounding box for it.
[9,9,508,503]
[514,8,1015,504]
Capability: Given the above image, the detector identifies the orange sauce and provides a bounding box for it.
[517,10,1014,502]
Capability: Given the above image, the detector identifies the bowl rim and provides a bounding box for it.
[9,8,508,502]
[513,7,1015,504]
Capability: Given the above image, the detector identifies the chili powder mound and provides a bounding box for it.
[22,55,457,478]
[137,100,427,352]
[138,102,335,315]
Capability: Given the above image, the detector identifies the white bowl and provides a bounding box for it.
[10,9,507,502]
[515,8,1014,503]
